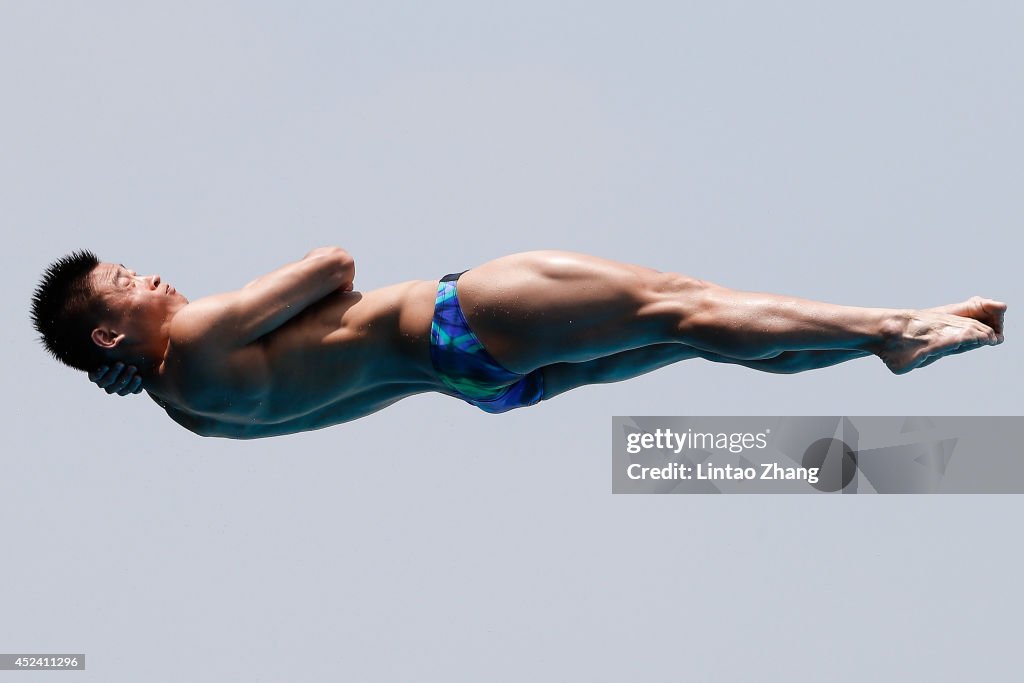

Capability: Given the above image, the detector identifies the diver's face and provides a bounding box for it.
[90,262,188,339]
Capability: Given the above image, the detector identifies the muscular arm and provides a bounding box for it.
[181,246,355,347]
[243,246,355,291]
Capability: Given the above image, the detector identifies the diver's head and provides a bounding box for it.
[31,250,188,373]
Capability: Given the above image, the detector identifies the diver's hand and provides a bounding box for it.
[88,363,143,396]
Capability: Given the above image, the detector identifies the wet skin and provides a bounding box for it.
[88,249,1006,438]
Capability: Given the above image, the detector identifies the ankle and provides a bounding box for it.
[870,309,911,354]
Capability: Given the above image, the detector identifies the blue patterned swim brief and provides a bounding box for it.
[429,271,545,414]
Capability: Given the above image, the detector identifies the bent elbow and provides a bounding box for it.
[330,250,355,287]
[308,247,355,285]
[306,245,351,263]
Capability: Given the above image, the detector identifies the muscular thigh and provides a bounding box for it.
[455,250,702,373]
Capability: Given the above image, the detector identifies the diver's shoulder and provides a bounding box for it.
[167,296,233,347]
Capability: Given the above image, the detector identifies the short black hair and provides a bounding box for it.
[31,249,107,372]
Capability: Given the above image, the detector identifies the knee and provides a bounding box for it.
[636,271,709,314]
[637,272,713,337]
[647,271,707,298]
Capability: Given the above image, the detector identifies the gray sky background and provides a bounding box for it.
[2,2,1022,680]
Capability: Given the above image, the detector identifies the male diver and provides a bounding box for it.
[31,248,1006,439]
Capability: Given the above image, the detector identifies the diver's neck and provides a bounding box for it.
[118,336,171,379]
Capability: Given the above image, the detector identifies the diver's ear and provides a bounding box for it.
[91,327,126,350]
